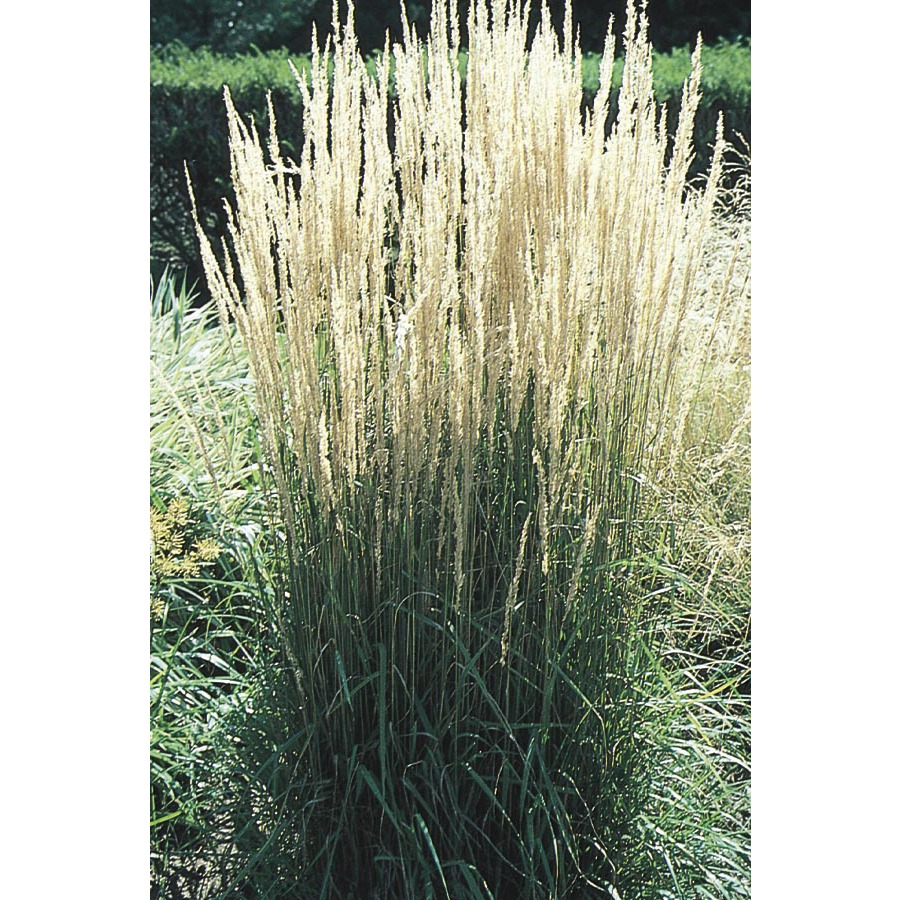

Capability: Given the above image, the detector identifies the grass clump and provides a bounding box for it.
[151,270,289,896]
[164,0,752,895]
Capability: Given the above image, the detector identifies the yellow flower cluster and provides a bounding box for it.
[150,497,222,618]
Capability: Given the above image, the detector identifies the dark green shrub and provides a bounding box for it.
[151,0,328,53]
[151,45,306,285]
[151,1,749,56]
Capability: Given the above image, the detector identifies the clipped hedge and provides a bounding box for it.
[151,39,749,280]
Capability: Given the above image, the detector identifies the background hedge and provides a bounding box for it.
[151,38,750,288]
[151,1,749,57]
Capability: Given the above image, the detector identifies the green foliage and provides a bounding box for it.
[150,290,298,896]
[150,265,199,352]
[151,1,749,56]
[151,0,328,53]
[149,509,283,896]
[151,45,308,285]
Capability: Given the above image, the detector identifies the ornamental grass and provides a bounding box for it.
[186,1,750,894]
